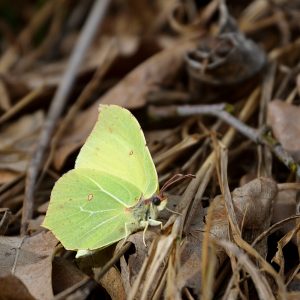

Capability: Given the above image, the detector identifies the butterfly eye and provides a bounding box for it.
[152,196,161,206]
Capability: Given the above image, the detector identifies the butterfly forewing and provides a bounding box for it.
[75,105,158,199]
[43,168,142,250]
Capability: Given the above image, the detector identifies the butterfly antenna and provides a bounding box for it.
[160,174,195,195]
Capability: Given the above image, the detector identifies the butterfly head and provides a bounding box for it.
[151,194,167,211]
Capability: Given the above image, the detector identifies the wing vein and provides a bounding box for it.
[84,175,129,207]
[80,213,122,241]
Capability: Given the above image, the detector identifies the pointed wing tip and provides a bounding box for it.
[98,104,131,114]
[98,104,120,111]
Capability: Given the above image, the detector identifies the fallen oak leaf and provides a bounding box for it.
[0,231,58,300]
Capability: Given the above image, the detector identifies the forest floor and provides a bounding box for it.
[1,1,300,299]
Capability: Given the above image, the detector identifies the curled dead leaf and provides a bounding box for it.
[208,177,278,266]
[186,7,266,102]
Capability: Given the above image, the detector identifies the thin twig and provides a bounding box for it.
[149,103,300,177]
[149,104,259,141]
[257,63,276,177]
[0,86,44,125]
[251,215,300,247]
[213,239,276,300]
[22,0,111,235]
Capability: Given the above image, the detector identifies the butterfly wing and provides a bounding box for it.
[42,168,142,250]
[75,105,158,199]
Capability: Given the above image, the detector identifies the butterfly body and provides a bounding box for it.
[43,105,164,251]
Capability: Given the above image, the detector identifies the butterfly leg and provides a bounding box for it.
[140,219,163,246]
[142,221,149,247]
[122,221,140,247]
[124,222,130,240]
[119,222,131,248]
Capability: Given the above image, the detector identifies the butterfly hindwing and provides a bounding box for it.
[43,168,142,250]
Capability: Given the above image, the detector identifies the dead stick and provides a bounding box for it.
[22,0,111,235]
[149,104,300,177]
[0,87,44,125]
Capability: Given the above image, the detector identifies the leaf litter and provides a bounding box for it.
[1,1,300,299]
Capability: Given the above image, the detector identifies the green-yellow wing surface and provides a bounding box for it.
[43,168,142,250]
[75,105,158,199]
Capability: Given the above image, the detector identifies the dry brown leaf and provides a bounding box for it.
[176,233,202,295]
[98,39,196,109]
[267,100,300,161]
[208,177,278,266]
[27,215,45,234]
[0,275,36,300]
[0,169,19,184]
[118,230,158,294]
[15,42,114,89]
[52,256,88,295]
[287,292,300,300]
[0,111,44,174]
[0,231,58,300]
[100,266,126,300]
[272,190,297,239]
[231,177,278,229]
